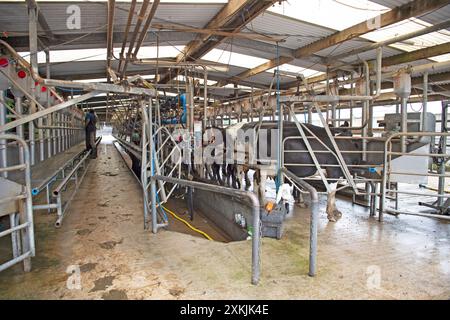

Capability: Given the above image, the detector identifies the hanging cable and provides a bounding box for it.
[275,41,282,191]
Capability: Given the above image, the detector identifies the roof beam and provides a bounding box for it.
[117,0,137,73]
[294,0,449,59]
[133,0,160,58]
[177,0,260,62]
[382,42,450,67]
[327,18,450,64]
[119,0,151,77]
[158,0,281,84]
[106,0,115,82]
[216,0,450,87]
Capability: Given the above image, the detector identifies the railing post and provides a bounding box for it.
[0,91,7,178]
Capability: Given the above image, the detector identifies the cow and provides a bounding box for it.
[202,126,243,189]
[218,120,369,222]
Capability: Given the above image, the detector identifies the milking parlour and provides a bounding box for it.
[0,0,450,303]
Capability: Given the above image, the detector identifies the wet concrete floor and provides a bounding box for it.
[0,139,449,299]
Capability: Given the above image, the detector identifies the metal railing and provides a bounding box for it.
[0,134,35,272]
[152,174,262,284]
[32,137,101,227]
[281,167,319,277]
[287,106,359,194]
[140,99,182,231]
[379,132,450,221]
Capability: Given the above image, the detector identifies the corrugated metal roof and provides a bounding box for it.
[0,2,223,34]
[1,1,448,88]
[315,39,401,60]
[245,12,335,50]
[38,59,154,78]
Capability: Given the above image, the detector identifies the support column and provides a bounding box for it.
[331,102,337,127]
[438,101,448,207]
[28,4,38,166]
[203,68,208,130]
[52,112,57,155]
[0,91,7,178]
[15,96,24,163]
[276,70,283,190]
[422,72,428,131]
[307,104,312,124]
[362,62,370,161]
[368,82,374,137]
[401,97,408,154]
[148,98,158,234]
[46,49,52,158]
[58,112,62,153]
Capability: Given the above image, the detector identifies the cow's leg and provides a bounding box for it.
[196,164,204,179]
[236,165,245,190]
[205,164,214,181]
[218,164,225,185]
[244,169,251,191]
[208,163,215,181]
[212,164,220,185]
[221,164,227,186]
[229,165,237,189]
[253,169,260,198]
[326,182,342,222]
[298,192,307,208]
[224,164,230,186]
[239,167,246,190]
[293,185,307,208]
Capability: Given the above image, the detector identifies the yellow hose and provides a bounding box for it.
[161,205,214,241]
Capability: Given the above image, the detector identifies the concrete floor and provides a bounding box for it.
[0,139,449,300]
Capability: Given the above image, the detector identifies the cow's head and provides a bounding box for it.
[331,121,352,137]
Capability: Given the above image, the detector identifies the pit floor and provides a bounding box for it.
[0,138,449,300]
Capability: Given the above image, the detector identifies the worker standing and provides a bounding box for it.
[85,109,98,159]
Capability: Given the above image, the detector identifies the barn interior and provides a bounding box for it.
[0,0,450,300]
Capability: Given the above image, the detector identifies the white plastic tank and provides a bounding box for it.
[355,78,366,96]
[393,70,411,99]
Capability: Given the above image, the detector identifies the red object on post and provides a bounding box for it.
[0,57,9,68]
[17,70,27,79]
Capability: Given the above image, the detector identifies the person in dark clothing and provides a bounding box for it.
[85,109,97,158]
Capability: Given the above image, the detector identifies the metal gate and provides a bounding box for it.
[0,134,35,272]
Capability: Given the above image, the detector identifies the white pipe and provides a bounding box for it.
[422,72,428,131]
[409,60,450,75]
[401,97,408,154]
[374,47,382,98]
[15,96,24,163]
[46,49,52,159]
[280,95,374,103]
[29,6,38,166]
[203,66,208,130]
